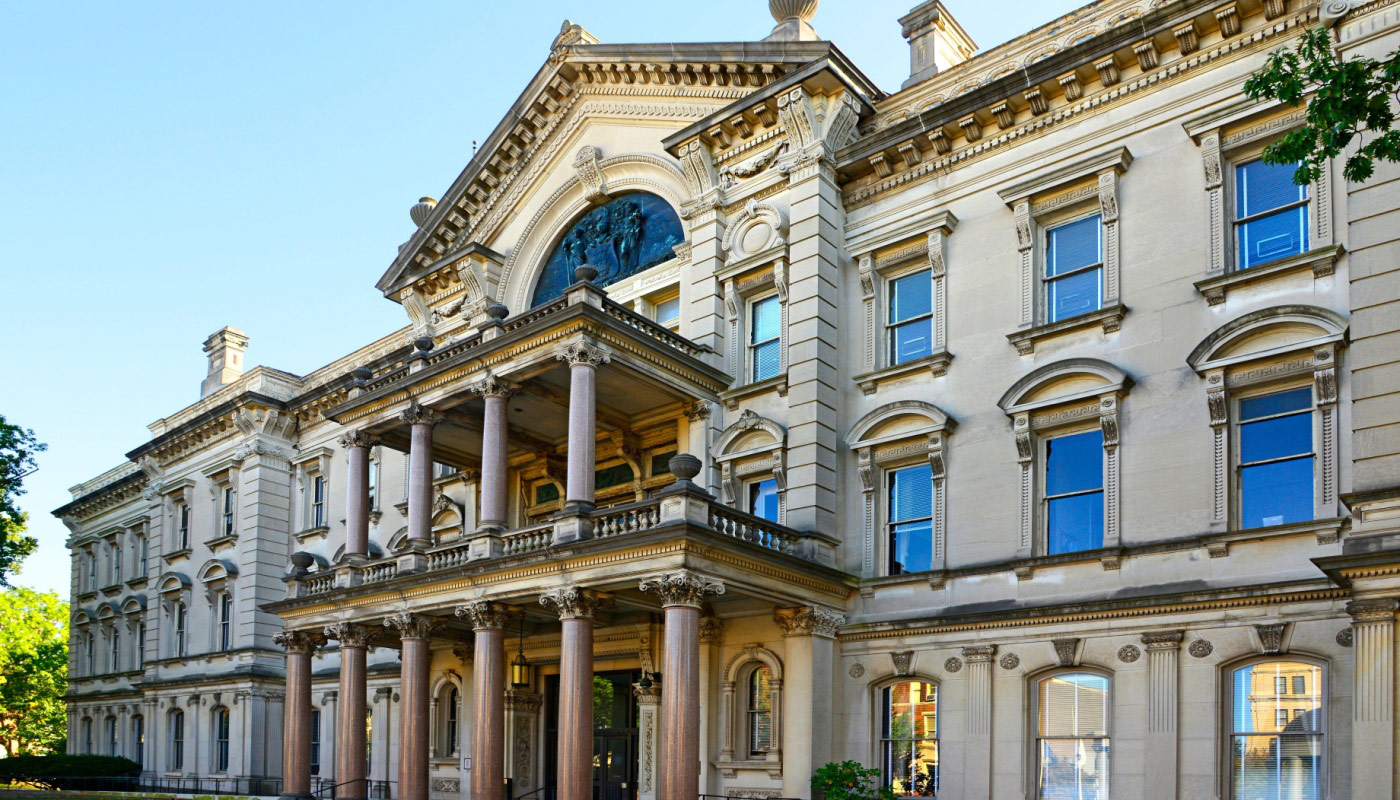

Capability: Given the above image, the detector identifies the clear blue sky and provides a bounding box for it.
[0,0,1085,598]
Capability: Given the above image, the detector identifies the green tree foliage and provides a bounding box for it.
[0,588,69,756]
[0,414,46,586]
[0,754,140,789]
[811,761,897,800]
[1244,25,1400,184]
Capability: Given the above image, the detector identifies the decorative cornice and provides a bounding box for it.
[639,571,725,609]
[539,587,615,620]
[273,629,327,655]
[773,606,843,638]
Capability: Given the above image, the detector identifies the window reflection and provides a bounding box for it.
[1230,661,1323,800]
[881,681,938,796]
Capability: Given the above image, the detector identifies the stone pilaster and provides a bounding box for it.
[504,691,542,796]
[1348,598,1398,799]
[698,616,722,794]
[962,645,996,800]
[1142,630,1182,800]
[634,682,662,800]
[774,607,842,798]
[230,408,297,649]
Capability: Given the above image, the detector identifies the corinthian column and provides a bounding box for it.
[1141,631,1182,800]
[455,602,518,800]
[275,630,326,800]
[384,613,442,800]
[338,432,376,563]
[402,404,441,551]
[541,588,615,800]
[774,606,843,799]
[555,339,611,513]
[640,572,724,800]
[1348,598,1398,800]
[325,623,373,800]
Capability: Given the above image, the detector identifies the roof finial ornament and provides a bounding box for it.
[551,19,599,61]
[765,0,820,41]
[410,197,437,228]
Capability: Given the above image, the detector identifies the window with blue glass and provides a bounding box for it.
[1044,214,1103,323]
[887,464,934,575]
[750,295,782,382]
[748,479,780,523]
[1235,160,1309,270]
[1044,429,1104,555]
[888,269,933,365]
[1238,387,1314,529]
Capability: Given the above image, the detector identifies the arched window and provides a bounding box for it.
[879,681,938,796]
[212,706,231,772]
[1228,660,1324,800]
[446,687,460,756]
[747,666,774,757]
[530,192,684,307]
[169,709,185,771]
[1034,672,1110,799]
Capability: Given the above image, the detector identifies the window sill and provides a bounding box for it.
[294,526,331,543]
[714,759,782,779]
[161,548,192,564]
[77,591,98,602]
[719,375,788,411]
[1205,516,1346,555]
[100,583,124,596]
[853,351,954,396]
[204,534,238,550]
[1195,245,1344,305]
[1006,304,1127,355]
[125,576,148,589]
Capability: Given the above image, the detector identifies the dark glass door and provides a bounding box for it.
[545,670,639,800]
[593,734,632,800]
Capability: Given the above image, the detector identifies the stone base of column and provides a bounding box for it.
[333,565,363,589]
[468,530,505,560]
[552,512,595,544]
[397,549,429,574]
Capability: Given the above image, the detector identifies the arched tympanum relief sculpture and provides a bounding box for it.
[529,191,684,306]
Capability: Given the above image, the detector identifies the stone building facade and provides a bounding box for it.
[56,1,1400,799]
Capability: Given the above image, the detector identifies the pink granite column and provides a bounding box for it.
[555,341,610,510]
[640,573,724,800]
[338,432,375,562]
[541,588,614,800]
[403,405,440,548]
[275,630,325,800]
[456,602,516,800]
[325,623,372,800]
[476,381,512,530]
[385,614,440,800]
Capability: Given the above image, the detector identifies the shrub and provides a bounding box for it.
[811,760,897,800]
[0,754,141,790]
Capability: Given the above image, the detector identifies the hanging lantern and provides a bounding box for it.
[510,618,530,688]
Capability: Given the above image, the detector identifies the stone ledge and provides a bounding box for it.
[161,548,192,564]
[293,525,331,544]
[852,351,954,395]
[1194,244,1344,305]
[1006,304,1128,355]
[719,374,788,410]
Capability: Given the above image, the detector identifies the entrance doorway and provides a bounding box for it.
[544,670,640,800]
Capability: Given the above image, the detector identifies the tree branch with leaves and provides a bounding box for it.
[1244,25,1400,185]
[0,414,46,586]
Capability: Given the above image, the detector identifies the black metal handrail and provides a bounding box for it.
[311,777,396,800]
[511,787,555,800]
[0,774,283,796]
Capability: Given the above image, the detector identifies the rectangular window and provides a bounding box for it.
[1231,661,1323,799]
[222,488,236,537]
[86,635,94,674]
[1276,676,1289,695]
[82,718,92,754]
[170,711,184,770]
[1293,675,1306,695]
[107,717,117,756]
[137,535,147,577]
[367,460,379,510]
[750,295,781,382]
[1238,387,1314,529]
[312,475,326,528]
[1044,214,1103,323]
[747,479,780,523]
[113,544,122,583]
[110,629,120,672]
[88,553,96,589]
[748,667,774,757]
[1044,429,1105,555]
[136,623,145,669]
[654,295,681,329]
[1235,159,1309,269]
[177,504,190,550]
[133,716,144,766]
[219,592,233,651]
[887,464,934,575]
[888,269,933,365]
[880,681,938,796]
[214,708,230,771]
[174,603,187,657]
[310,709,321,775]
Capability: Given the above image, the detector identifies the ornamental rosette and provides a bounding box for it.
[274,629,327,655]
[638,571,725,609]
[539,587,615,620]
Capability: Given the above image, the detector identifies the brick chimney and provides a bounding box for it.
[900,1,976,89]
[201,326,249,397]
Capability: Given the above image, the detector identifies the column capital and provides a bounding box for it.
[383,612,445,641]
[773,606,843,638]
[555,337,612,368]
[504,690,543,714]
[632,682,662,704]
[639,571,725,609]
[961,644,998,662]
[1347,597,1400,622]
[470,374,518,398]
[274,629,328,655]
[338,430,379,449]
[455,600,520,631]
[400,403,442,428]
[1140,630,1184,651]
[699,616,724,645]
[540,587,615,620]
[324,622,376,649]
